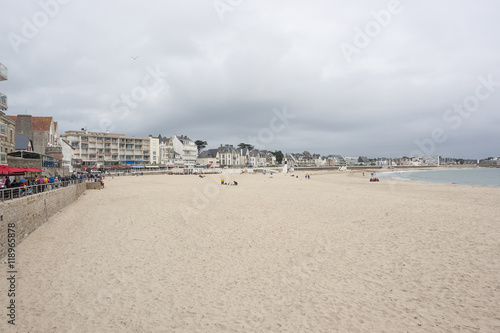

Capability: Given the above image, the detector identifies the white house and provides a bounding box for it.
[197,148,219,167]
[148,135,160,164]
[172,135,197,166]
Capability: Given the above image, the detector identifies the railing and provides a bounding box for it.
[0,92,7,109]
[0,179,90,203]
[0,62,7,80]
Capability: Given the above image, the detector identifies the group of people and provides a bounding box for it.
[1,172,106,197]
[220,179,238,186]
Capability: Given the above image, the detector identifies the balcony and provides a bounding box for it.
[0,152,7,165]
[0,92,7,110]
[0,63,7,81]
[0,123,7,138]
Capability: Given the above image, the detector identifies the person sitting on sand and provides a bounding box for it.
[233,181,238,186]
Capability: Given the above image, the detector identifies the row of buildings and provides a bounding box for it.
[284,154,489,168]
[63,131,278,168]
[1,114,492,173]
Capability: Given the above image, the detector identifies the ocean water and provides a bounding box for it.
[378,168,500,187]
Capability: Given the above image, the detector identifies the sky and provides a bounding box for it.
[1,0,499,159]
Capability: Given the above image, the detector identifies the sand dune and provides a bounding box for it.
[1,172,499,332]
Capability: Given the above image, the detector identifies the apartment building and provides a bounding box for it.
[0,113,16,165]
[0,62,7,111]
[158,135,175,165]
[62,130,158,166]
[0,62,15,165]
[148,135,160,164]
[172,135,197,166]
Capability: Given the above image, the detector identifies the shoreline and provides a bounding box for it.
[375,167,500,188]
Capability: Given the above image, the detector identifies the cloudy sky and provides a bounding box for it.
[1,0,499,158]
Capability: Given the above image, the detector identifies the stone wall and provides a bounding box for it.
[0,183,86,258]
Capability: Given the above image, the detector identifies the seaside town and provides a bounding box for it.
[1,1,500,330]
[1,59,499,197]
[1,63,497,176]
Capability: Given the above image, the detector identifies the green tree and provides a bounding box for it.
[271,150,284,164]
[195,140,207,153]
[237,143,254,150]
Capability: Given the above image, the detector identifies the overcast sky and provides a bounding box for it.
[1,0,499,158]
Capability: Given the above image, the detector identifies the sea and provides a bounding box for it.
[378,168,500,187]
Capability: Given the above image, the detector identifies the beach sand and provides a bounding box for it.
[1,172,499,332]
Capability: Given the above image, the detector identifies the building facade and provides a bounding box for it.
[172,135,197,166]
[148,135,160,164]
[196,148,219,167]
[0,113,16,165]
[0,62,7,111]
[0,62,15,165]
[158,135,175,165]
[7,115,60,155]
[62,130,158,166]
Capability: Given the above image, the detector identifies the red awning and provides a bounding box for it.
[0,166,43,175]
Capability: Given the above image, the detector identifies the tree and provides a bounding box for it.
[237,143,254,150]
[195,140,207,153]
[271,150,284,164]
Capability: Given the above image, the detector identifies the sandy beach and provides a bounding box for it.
[1,171,499,332]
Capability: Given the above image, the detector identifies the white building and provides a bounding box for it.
[60,138,75,173]
[148,135,160,164]
[197,148,219,167]
[172,135,198,166]
[158,135,175,165]
[62,130,157,167]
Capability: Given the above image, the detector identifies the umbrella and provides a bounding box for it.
[0,166,26,176]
